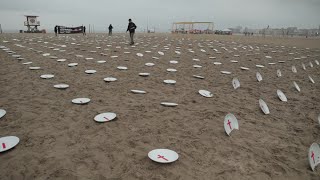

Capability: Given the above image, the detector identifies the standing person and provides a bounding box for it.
[54,26,58,36]
[108,24,113,36]
[83,26,86,36]
[126,19,137,45]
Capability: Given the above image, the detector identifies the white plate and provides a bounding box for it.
[256,65,265,68]
[213,62,222,65]
[221,71,231,75]
[117,66,127,70]
[22,62,32,65]
[277,69,282,77]
[111,56,118,58]
[193,65,202,68]
[97,60,106,63]
[193,75,204,79]
[293,81,301,92]
[29,67,41,70]
[277,90,287,102]
[240,67,249,70]
[104,77,117,82]
[40,74,54,79]
[309,62,314,68]
[170,60,178,64]
[231,60,238,63]
[199,90,213,97]
[232,78,240,89]
[161,102,178,107]
[158,51,164,55]
[139,73,150,77]
[0,109,6,119]
[309,143,320,171]
[292,66,297,73]
[0,136,20,153]
[85,70,97,74]
[54,84,69,89]
[94,112,117,122]
[224,113,239,136]
[175,51,181,55]
[315,60,319,65]
[131,90,146,94]
[42,53,50,56]
[85,57,94,60]
[57,59,66,62]
[72,98,90,104]
[309,76,315,84]
[167,68,177,72]
[145,63,155,67]
[256,72,262,82]
[163,80,176,84]
[136,53,143,57]
[148,149,179,163]
[259,99,270,115]
[68,63,78,67]
[302,63,306,70]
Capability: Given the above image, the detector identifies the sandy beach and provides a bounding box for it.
[0,33,319,180]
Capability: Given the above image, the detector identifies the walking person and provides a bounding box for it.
[54,26,58,36]
[83,26,86,36]
[108,24,113,36]
[126,19,137,45]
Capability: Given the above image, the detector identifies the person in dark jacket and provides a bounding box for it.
[126,19,137,45]
[83,26,86,36]
[54,26,58,36]
[108,24,113,36]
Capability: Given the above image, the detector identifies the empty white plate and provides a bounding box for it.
[199,90,213,97]
[167,68,177,72]
[40,74,54,79]
[0,109,6,119]
[68,63,78,67]
[94,112,117,122]
[104,77,117,82]
[72,98,90,104]
[161,102,178,107]
[163,80,176,84]
[29,67,41,70]
[85,70,97,74]
[131,90,146,94]
[54,84,69,89]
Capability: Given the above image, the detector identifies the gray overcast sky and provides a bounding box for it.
[0,0,319,32]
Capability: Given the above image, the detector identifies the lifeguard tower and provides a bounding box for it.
[24,15,41,33]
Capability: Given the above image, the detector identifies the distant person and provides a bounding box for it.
[126,19,137,45]
[54,26,58,36]
[58,26,61,34]
[83,26,86,36]
[108,24,113,36]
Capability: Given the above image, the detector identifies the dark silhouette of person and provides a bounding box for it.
[108,24,113,36]
[126,19,137,45]
[57,26,60,34]
[54,26,58,36]
[83,26,86,36]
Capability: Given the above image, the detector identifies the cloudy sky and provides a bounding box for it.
[0,0,319,32]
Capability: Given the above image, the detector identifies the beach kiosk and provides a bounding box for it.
[23,15,41,33]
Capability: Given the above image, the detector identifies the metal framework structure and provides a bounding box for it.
[24,15,41,33]
[172,22,214,34]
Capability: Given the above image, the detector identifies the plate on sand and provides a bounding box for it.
[199,90,213,97]
[256,72,262,82]
[224,113,239,136]
[29,67,41,70]
[193,75,204,79]
[131,90,146,94]
[293,81,301,92]
[221,71,231,75]
[139,73,150,77]
[136,53,143,57]
[57,59,66,62]
[167,68,177,72]
[23,62,32,65]
[40,74,54,79]
[158,51,164,55]
[97,60,106,64]
[308,76,315,84]
[213,62,222,65]
[72,98,90,104]
[161,102,178,107]
[163,80,176,84]
[232,78,240,89]
[259,99,270,115]
[277,90,287,102]
[277,69,282,77]
[240,67,249,70]
[145,63,155,67]
[54,84,69,89]
[68,63,78,67]
[148,149,179,163]
[309,143,320,171]
[104,77,117,82]
[0,109,6,119]
[94,112,117,122]
[170,60,178,64]
[193,65,202,68]
[0,136,20,153]
[85,70,97,74]
[292,66,297,73]
[117,66,127,70]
